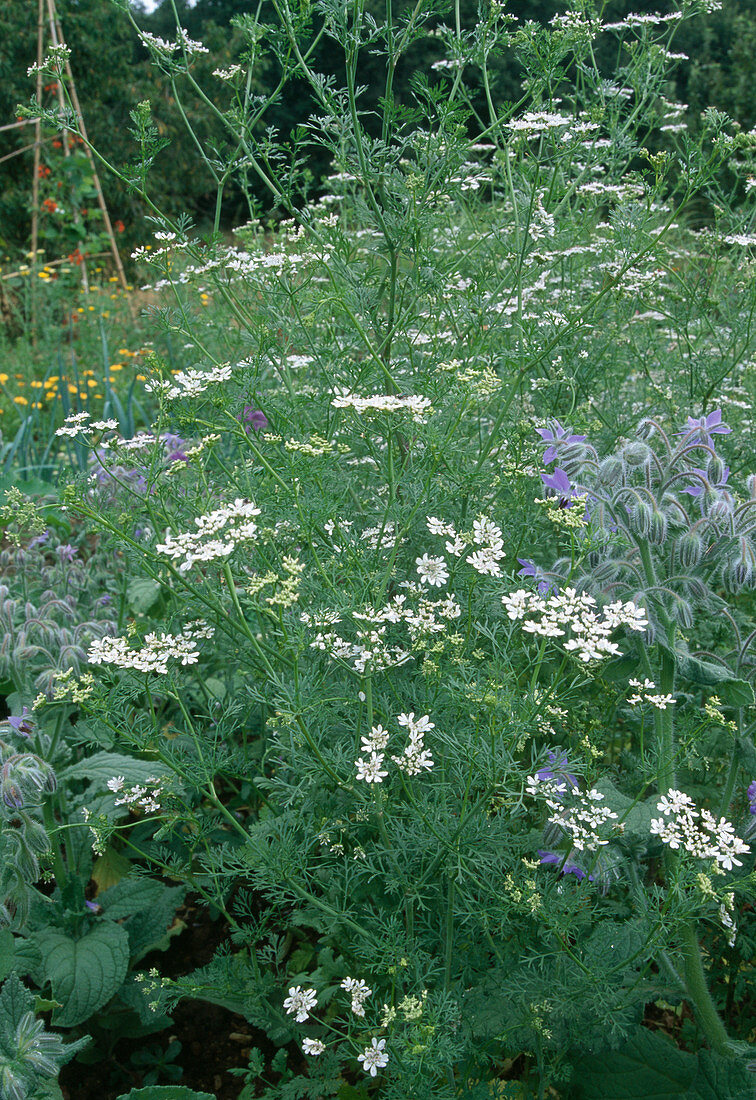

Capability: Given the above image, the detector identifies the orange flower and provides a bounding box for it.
[114,220,125,234]
[38,164,51,178]
[42,198,57,213]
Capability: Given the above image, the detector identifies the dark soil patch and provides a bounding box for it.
[59,898,272,1100]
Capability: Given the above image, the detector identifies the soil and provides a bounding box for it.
[59,899,270,1100]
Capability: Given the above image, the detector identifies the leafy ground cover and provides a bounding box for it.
[3,0,756,1098]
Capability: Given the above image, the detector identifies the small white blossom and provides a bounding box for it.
[355,752,388,784]
[358,1037,389,1077]
[283,986,318,1023]
[415,554,449,587]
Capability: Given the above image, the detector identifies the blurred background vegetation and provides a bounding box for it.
[1,0,755,264]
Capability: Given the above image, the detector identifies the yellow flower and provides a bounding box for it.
[13,396,28,405]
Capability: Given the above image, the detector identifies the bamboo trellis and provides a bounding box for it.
[2,0,128,291]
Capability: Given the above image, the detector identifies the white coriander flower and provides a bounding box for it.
[361,725,390,751]
[355,752,388,784]
[427,516,455,537]
[342,977,372,1016]
[415,554,449,587]
[283,986,318,1023]
[106,776,125,792]
[302,1038,325,1056]
[445,535,467,556]
[358,1037,389,1077]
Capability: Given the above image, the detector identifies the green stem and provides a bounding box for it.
[42,798,67,887]
[679,923,734,1057]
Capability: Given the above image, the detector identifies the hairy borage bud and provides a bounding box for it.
[676,531,703,569]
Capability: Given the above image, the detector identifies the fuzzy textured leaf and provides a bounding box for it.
[574,1028,696,1098]
[37,922,130,1027]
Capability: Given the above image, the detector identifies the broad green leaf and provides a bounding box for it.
[117,1088,216,1100]
[126,887,185,963]
[687,1050,754,1100]
[92,847,134,892]
[574,1028,696,1098]
[126,577,163,614]
[37,922,130,1027]
[99,877,165,921]
[0,973,35,1026]
[593,779,656,841]
[61,751,166,787]
[675,650,754,708]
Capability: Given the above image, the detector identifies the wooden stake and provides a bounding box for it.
[45,0,128,291]
[30,0,45,336]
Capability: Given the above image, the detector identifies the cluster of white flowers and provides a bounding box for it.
[415,554,448,587]
[145,363,233,400]
[354,713,435,783]
[107,775,164,814]
[342,977,372,1016]
[88,623,212,675]
[331,392,432,422]
[467,516,506,577]
[307,586,460,673]
[650,790,750,871]
[355,723,390,784]
[358,1037,389,1077]
[504,111,574,137]
[156,499,260,572]
[528,774,622,852]
[425,514,505,577]
[213,64,243,80]
[302,1037,326,1056]
[502,587,648,662]
[283,986,318,1023]
[311,626,411,674]
[138,29,209,55]
[393,712,435,777]
[27,43,71,76]
[55,411,119,438]
[627,678,675,709]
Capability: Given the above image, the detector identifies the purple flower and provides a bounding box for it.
[541,467,575,508]
[677,409,731,439]
[166,448,189,464]
[536,751,579,796]
[84,899,101,913]
[536,421,586,466]
[161,432,187,452]
[517,559,554,596]
[748,780,756,814]
[95,594,112,606]
[6,708,33,738]
[57,544,77,563]
[683,466,729,498]
[537,850,593,881]
[241,406,269,434]
[28,531,49,549]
